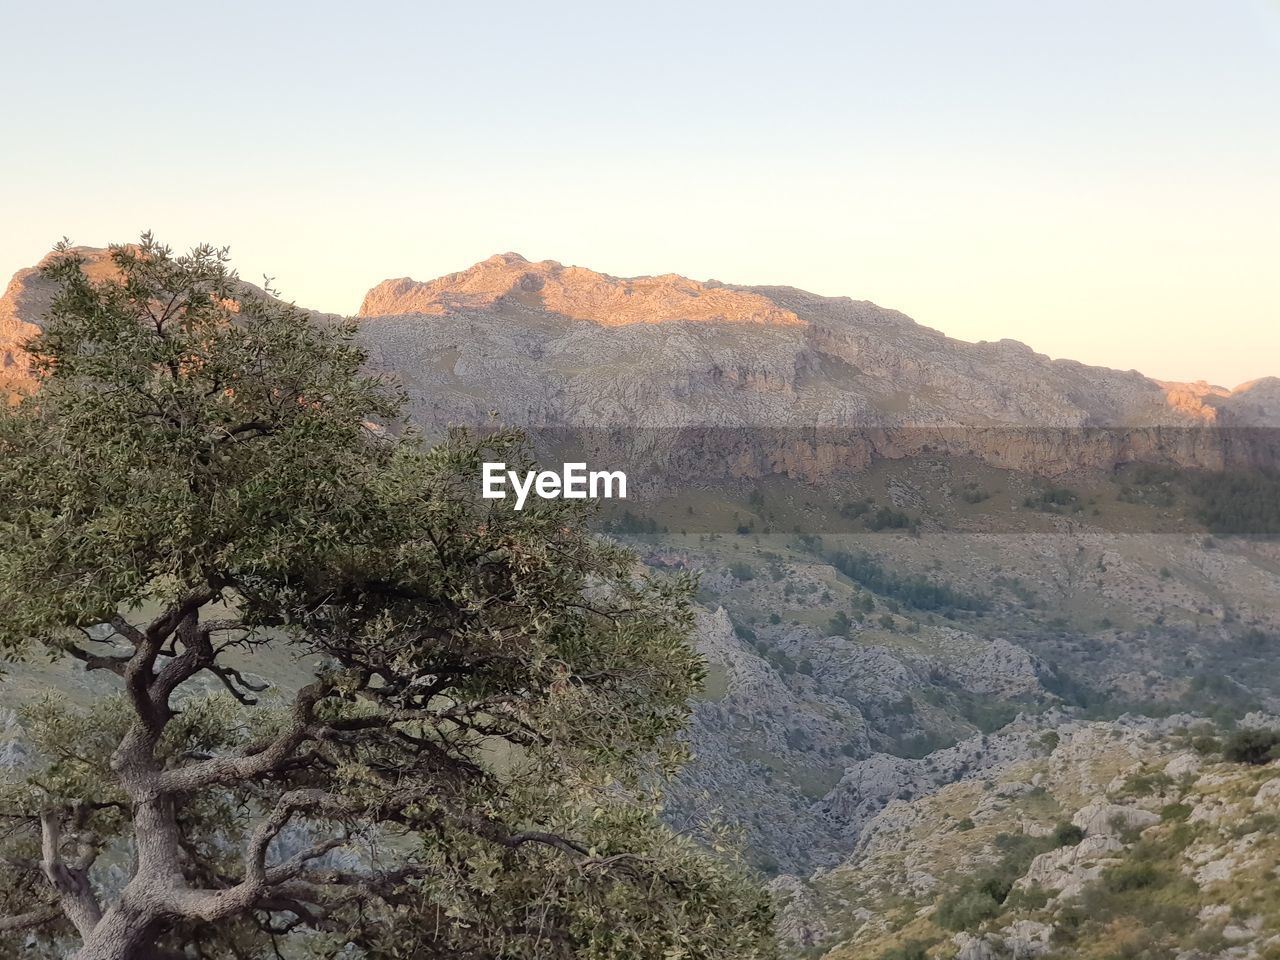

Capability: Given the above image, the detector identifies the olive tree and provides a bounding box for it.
[0,238,775,960]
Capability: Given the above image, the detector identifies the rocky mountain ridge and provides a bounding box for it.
[6,251,1278,482]
[354,251,1277,426]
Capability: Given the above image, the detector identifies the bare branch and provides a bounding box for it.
[156,680,333,794]
[0,904,61,932]
[38,808,103,939]
[63,643,130,676]
[205,663,270,705]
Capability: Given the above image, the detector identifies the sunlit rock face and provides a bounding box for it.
[6,248,1278,471]
[352,253,1280,478]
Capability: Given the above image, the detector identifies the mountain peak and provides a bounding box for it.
[486,252,529,265]
[358,255,804,327]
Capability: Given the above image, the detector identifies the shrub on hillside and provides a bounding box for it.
[1053,822,1085,846]
[879,941,932,960]
[1223,728,1280,765]
[935,889,1001,931]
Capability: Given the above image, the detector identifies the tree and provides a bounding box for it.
[0,238,776,960]
[1222,728,1280,766]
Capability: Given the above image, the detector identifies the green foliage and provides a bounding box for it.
[1191,734,1222,756]
[1160,802,1193,823]
[1056,825,1200,958]
[1222,727,1280,765]
[1101,860,1162,893]
[608,509,660,534]
[1230,812,1279,838]
[878,939,933,960]
[931,829,1090,936]
[934,888,1002,931]
[827,551,988,614]
[1189,468,1280,534]
[0,240,399,650]
[951,692,1020,735]
[0,238,776,960]
[729,560,757,581]
[1053,821,1085,846]
[932,830,1064,931]
[839,498,871,519]
[1023,486,1080,513]
[1121,769,1175,798]
[885,695,915,717]
[838,499,917,532]
[1177,672,1263,722]
[1002,883,1049,911]
[865,506,917,533]
[1115,463,1280,534]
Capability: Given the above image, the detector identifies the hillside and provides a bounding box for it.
[3,247,1280,960]
[773,716,1280,960]
[356,254,1280,480]
[7,248,1278,439]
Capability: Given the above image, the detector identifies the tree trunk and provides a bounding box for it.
[71,795,179,960]
[71,902,161,960]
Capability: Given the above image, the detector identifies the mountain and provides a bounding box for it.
[7,249,1276,444]
[353,251,1266,424]
[0,249,83,398]
[5,246,1280,960]
[353,254,1280,480]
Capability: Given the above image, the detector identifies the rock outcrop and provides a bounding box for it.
[352,254,1280,478]
[5,248,1278,476]
[360,253,805,327]
[777,716,1280,960]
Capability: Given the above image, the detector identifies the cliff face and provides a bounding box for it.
[360,252,805,327]
[0,249,78,399]
[352,253,1280,478]
[353,253,1199,426]
[4,248,1276,475]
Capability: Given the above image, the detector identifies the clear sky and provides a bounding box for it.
[1,0,1276,387]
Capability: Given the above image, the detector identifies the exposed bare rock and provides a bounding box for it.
[6,249,1279,477]
[954,932,1002,960]
[1017,833,1123,899]
[998,919,1055,958]
[360,253,804,327]
[766,875,831,948]
[820,725,1046,843]
[1070,799,1161,836]
[1161,376,1280,426]
[350,255,1280,478]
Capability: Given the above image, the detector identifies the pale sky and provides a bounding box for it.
[1,0,1276,387]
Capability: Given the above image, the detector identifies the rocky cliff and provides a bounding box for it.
[5,248,1277,475]
[353,254,1280,478]
[776,715,1280,960]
